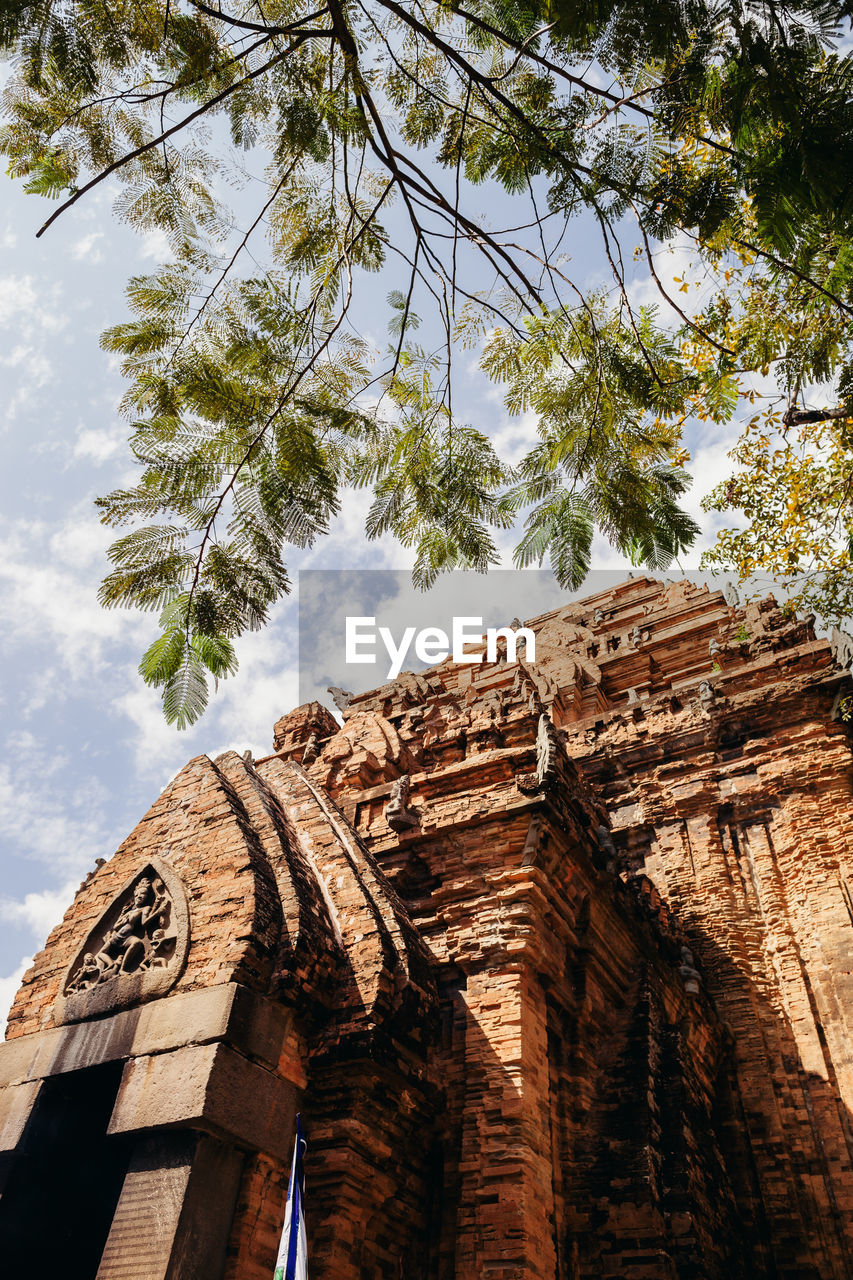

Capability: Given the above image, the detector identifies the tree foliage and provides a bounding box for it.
[2,0,853,722]
[695,244,853,622]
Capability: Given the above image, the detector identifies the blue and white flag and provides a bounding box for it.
[275,1114,308,1280]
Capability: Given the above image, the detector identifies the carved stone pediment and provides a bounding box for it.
[55,857,189,1025]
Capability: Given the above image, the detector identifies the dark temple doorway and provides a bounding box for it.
[0,1059,132,1277]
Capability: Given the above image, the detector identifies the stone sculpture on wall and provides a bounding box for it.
[55,858,189,1024]
[385,773,420,832]
[679,947,703,995]
[66,875,170,988]
[830,627,853,672]
[535,712,557,783]
[697,679,718,716]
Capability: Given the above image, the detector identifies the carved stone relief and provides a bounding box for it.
[56,857,190,1025]
[535,712,559,784]
[696,679,719,716]
[596,823,617,872]
[517,713,560,794]
[830,627,853,672]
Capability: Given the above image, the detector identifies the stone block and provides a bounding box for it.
[108,1042,297,1163]
[0,1078,41,1152]
[96,1131,243,1280]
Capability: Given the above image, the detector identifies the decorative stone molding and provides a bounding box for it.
[55,857,190,1025]
[327,685,354,714]
[516,712,561,794]
[535,712,559,784]
[385,773,419,832]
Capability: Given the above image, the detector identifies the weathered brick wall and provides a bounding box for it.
[288,650,753,1277]
[4,574,853,1279]
[556,578,853,1277]
[282,575,853,1277]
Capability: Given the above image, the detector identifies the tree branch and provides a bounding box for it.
[36,32,330,238]
[783,403,853,426]
[187,1,329,37]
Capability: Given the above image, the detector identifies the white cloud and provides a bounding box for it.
[0,884,75,942]
[0,274,38,325]
[20,665,66,718]
[138,228,173,262]
[490,408,539,468]
[0,275,67,423]
[114,678,209,782]
[71,231,105,263]
[49,511,112,570]
[73,425,125,465]
[0,748,114,874]
[0,518,148,678]
[0,955,32,1035]
[0,274,65,333]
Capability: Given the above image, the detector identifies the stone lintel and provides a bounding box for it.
[108,1041,297,1163]
[0,982,291,1089]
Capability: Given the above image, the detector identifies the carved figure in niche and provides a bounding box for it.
[593,609,605,625]
[697,679,717,711]
[679,946,702,995]
[709,638,722,658]
[630,625,644,647]
[69,952,102,991]
[302,733,320,766]
[148,928,171,968]
[385,774,419,832]
[66,875,174,992]
[723,581,740,607]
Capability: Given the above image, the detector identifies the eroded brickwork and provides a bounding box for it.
[2,576,852,1279]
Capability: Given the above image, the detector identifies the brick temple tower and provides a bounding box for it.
[1,576,853,1279]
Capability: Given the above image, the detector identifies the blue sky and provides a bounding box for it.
[0,142,747,1024]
